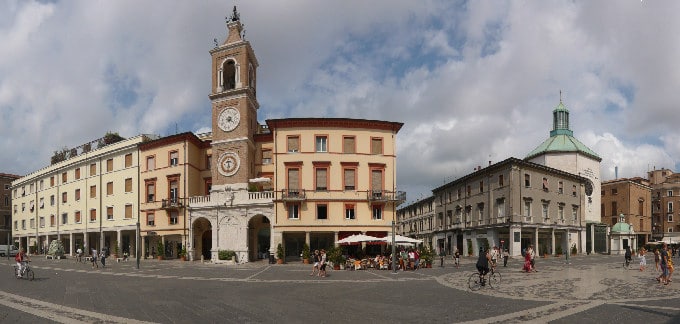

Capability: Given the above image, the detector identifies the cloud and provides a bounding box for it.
[2,1,680,205]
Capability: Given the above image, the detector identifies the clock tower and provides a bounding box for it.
[209,6,259,190]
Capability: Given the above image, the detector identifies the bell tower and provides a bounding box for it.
[209,6,259,190]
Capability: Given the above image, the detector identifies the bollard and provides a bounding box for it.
[200,255,204,263]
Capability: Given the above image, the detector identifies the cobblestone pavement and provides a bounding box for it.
[0,254,678,323]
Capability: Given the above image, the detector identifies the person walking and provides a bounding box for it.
[453,248,460,269]
[91,247,99,269]
[503,249,509,267]
[310,250,320,276]
[639,248,647,272]
[528,244,537,272]
[655,249,660,272]
[657,243,669,285]
[76,247,83,263]
[318,249,327,278]
[100,247,107,268]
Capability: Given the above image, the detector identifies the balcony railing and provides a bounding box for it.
[281,189,306,201]
[368,190,406,205]
[161,198,184,209]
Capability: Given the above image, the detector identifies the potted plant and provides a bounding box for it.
[156,241,164,260]
[179,246,187,261]
[328,246,345,270]
[540,244,548,258]
[420,245,434,268]
[113,245,120,259]
[467,243,473,257]
[302,243,311,264]
[555,245,563,257]
[276,243,284,264]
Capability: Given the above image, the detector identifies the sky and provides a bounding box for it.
[1,0,680,204]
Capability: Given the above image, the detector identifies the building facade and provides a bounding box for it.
[648,169,680,243]
[11,134,156,255]
[0,173,20,244]
[600,177,652,250]
[398,158,586,257]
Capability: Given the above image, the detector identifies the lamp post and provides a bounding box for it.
[391,220,397,274]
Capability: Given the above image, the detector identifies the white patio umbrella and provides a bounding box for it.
[383,234,422,245]
[337,234,382,244]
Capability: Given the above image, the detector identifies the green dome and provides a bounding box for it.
[611,222,634,233]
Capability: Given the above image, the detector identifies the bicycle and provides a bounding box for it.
[14,261,34,281]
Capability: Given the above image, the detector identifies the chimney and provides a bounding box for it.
[615,166,618,179]
[489,160,492,166]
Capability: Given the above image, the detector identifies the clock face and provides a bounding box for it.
[218,108,240,132]
[217,151,240,177]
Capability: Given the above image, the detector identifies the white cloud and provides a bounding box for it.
[1,1,680,203]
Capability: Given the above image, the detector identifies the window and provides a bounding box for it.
[572,207,578,222]
[30,219,34,228]
[315,167,328,191]
[477,203,484,223]
[668,202,673,213]
[262,150,272,165]
[169,211,179,225]
[524,174,530,187]
[39,217,45,228]
[39,180,44,190]
[371,169,383,196]
[669,213,674,222]
[371,138,383,155]
[498,175,504,187]
[21,220,25,230]
[542,203,549,220]
[372,205,383,220]
[14,221,17,230]
[125,204,132,219]
[107,207,113,220]
[343,136,355,154]
[524,200,532,216]
[169,180,179,202]
[467,185,471,197]
[39,197,44,208]
[146,156,155,171]
[345,204,355,219]
[75,211,81,223]
[90,163,97,176]
[558,205,564,220]
[611,188,618,195]
[90,185,97,198]
[62,213,68,225]
[50,195,55,206]
[315,136,328,152]
[125,178,133,193]
[288,204,300,219]
[287,168,300,193]
[572,185,577,197]
[50,214,55,227]
[343,168,356,190]
[146,182,155,202]
[287,136,300,153]
[558,181,563,194]
[542,178,549,191]
[107,182,113,196]
[21,202,25,211]
[62,192,67,203]
[125,153,133,168]
[170,151,179,166]
[638,199,644,216]
[479,181,484,193]
[147,213,155,226]
[317,204,328,220]
[90,209,97,222]
[496,199,505,218]
[75,189,81,201]
[106,158,113,172]
[50,176,55,187]
[75,168,81,180]
[62,172,67,183]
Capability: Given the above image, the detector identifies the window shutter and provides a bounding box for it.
[263,150,272,159]
[288,169,299,190]
[125,178,132,192]
[343,137,355,153]
[125,205,132,219]
[125,154,132,167]
[344,169,355,188]
[371,170,382,191]
[316,168,327,190]
[288,137,299,152]
[371,138,382,154]
[107,182,113,195]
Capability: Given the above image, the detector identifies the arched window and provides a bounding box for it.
[223,60,236,90]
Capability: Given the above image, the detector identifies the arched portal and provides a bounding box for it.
[248,215,271,262]
[192,217,212,261]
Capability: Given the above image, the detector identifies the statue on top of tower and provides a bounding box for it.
[228,6,240,22]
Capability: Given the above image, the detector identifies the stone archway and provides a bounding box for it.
[247,215,271,262]
[192,217,212,261]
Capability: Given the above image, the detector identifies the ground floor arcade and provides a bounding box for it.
[15,226,137,258]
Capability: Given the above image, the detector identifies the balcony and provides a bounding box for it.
[368,190,407,205]
[281,189,306,202]
[161,198,184,209]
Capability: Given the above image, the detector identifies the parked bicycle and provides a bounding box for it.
[14,261,34,281]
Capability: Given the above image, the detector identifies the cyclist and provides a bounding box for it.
[15,247,30,278]
[624,246,632,267]
[476,247,491,285]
